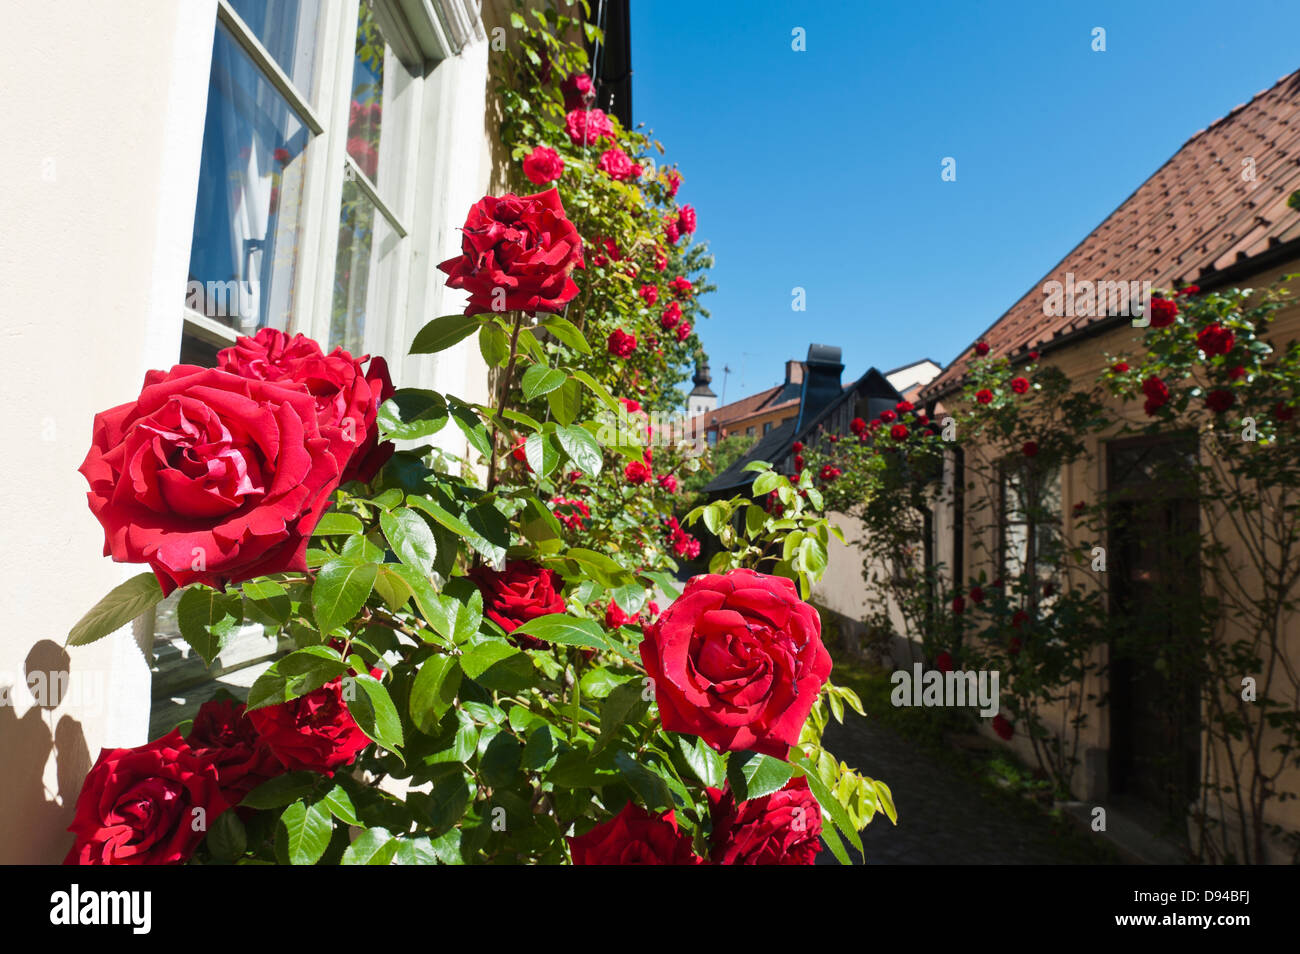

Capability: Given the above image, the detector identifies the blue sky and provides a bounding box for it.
[631,0,1300,403]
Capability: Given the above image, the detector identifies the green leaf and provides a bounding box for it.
[312,512,364,536]
[613,750,673,809]
[278,799,333,865]
[679,736,727,789]
[525,431,559,478]
[447,399,492,459]
[240,772,318,810]
[593,681,647,755]
[873,778,898,825]
[312,560,378,635]
[206,809,247,861]
[410,314,483,354]
[511,613,609,650]
[241,579,291,626]
[380,507,438,575]
[480,733,523,788]
[752,470,782,496]
[409,655,462,733]
[793,752,864,858]
[727,751,796,802]
[569,368,620,413]
[460,639,535,692]
[176,585,243,666]
[346,672,404,755]
[67,572,164,647]
[321,784,360,826]
[341,827,398,865]
[479,323,510,367]
[548,377,582,426]
[376,390,448,441]
[562,548,633,587]
[385,563,455,642]
[521,364,567,401]
[556,424,602,475]
[542,315,592,353]
[406,496,473,538]
[245,646,351,710]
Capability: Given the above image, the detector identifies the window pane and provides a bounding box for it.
[330,177,398,355]
[228,0,322,94]
[187,24,311,334]
[346,2,385,184]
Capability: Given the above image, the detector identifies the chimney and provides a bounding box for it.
[784,360,804,386]
[795,344,844,431]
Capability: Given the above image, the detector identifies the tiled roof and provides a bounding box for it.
[924,69,1300,399]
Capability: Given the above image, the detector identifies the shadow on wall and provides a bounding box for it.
[0,640,92,864]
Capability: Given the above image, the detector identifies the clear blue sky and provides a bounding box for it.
[631,0,1300,403]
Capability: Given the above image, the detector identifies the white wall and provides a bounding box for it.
[0,0,217,863]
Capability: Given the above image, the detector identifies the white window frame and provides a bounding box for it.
[182,0,421,360]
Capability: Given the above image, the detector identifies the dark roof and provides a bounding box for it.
[923,68,1300,400]
[706,368,903,494]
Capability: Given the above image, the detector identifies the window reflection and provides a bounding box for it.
[187,24,310,333]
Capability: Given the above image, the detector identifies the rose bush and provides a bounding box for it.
[61,2,890,866]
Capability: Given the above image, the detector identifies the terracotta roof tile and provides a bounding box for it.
[924,69,1300,398]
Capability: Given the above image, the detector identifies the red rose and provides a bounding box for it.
[608,328,638,357]
[792,441,804,453]
[187,699,284,803]
[660,301,682,328]
[707,777,821,865]
[819,464,841,482]
[79,365,350,595]
[640,568,832,759]
[569,802,702,865]
[638,284,659,306]
[438,189,583,315]
[597,146,636,180]
[65,730,229,865]
[850,417,867,435]
[604,599,640,629]
[896,400,914,413]
[890,423,909,441]
[952,595,966,614]
[678,204,697,234]
[1206,389,1234,413]
[273,147,291,164]
[1177,284,1200,297]
[1149,296,1178,327]
[974,341,990,357]
[676,321,692,342]
[1010,376,1030,394]
[793,454,805,472]
[969,585,985,604]
[1275,403,1295,422]
[670,276,693,298]
[664,220,681,244]
[879,409,897,423]
[658,473,678,493]
[345,136,378,180]
[665,169,682,196]
[975,388,993,405]
[1111,361,1129,373]
[522,145,564,185]
[1196,323,1235,358]
[561,73,594,110]
[467,560,566,649]
[992,714,1014,740]
[670,528,701,560]
[218,328,395,483]
[621,398,642,414]
[1028,350,1040,360]
[564,107,613,145]
[1227,365,1246,380]
[1141,375,1169,415]
[935,651,953,673]
[653,249,668,271]
[1022,440,1039,457]
[247,676,371,775]
[624,459,652,485]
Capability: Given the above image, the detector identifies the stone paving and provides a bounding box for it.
[817,715,1080,865]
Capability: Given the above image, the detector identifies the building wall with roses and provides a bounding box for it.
[0,0,507,863]
[940,267,1300,855]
